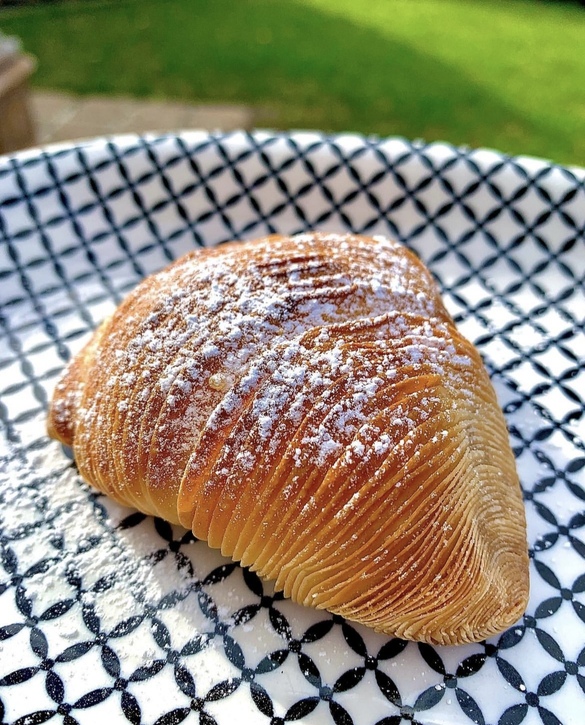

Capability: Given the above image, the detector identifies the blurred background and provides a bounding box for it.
[0,0,584,166]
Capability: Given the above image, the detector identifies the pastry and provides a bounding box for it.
[47,232,529,644]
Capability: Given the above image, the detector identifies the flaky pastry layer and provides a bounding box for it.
[48,232,529,644]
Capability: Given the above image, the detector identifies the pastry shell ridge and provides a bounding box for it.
[47,232,529,645]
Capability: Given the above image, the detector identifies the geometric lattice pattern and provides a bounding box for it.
[1,132,584,725]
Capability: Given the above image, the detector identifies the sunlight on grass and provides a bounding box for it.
[1,0,583,165]
[299,0,585,152]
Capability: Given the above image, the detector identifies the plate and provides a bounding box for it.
[1,131,584,725]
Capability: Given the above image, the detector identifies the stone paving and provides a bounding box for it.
[31,90,255,146]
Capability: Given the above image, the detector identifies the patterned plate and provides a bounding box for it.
[0,131,584,725]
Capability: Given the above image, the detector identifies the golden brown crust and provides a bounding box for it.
[47,232,529,644]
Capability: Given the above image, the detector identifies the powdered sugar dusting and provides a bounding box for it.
[50,232,470,536]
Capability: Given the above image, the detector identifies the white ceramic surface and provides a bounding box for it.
[0,132,584,725]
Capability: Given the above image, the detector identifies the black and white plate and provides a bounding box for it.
[1,131,584,725]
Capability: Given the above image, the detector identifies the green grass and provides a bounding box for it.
[2,0,585,165]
